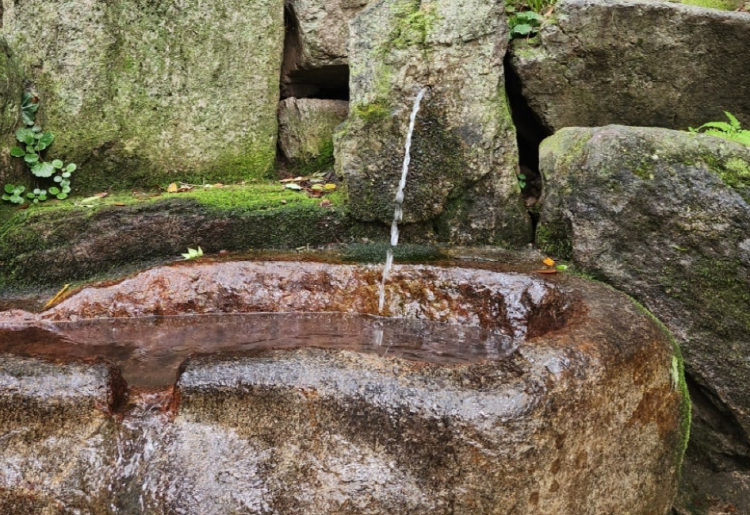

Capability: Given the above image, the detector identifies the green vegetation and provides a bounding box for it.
[506,0,555,39]
[680,0,743,10]
[181,247,204,260]
[351,102,391,123]
[508,10,544,39]
[689,111,750,146]
[2,92,77,205]
[389,0,438,50]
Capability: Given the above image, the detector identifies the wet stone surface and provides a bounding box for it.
[0,261,687,514]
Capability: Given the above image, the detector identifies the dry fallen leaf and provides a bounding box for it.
[534,269,558,275]
[114,202,126,207]
[167,183,178,193]
[320,199,332,208]
[543,257,555,267]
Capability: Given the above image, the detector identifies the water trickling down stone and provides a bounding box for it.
[379,87,429,313]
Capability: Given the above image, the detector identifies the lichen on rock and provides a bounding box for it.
[537,124,750,514]
[336,0,531,246]
[2,0,285,192]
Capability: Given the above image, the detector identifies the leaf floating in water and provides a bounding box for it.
[534,269,558,274]
[543,257,555,267]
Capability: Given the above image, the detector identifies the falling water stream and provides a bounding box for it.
[378,87,429,313]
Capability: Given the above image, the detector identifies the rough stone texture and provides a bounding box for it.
[286,0,369,69]
[510,0,750,133]
[335,0,531,246]
[278,97,348,164]
[537,125,750,514]
[1,0,284,191]
[0,38,23,187]
[0,355,121,514]
[0,262,687,514]
[0,186,354,288]
[43,262,572,332]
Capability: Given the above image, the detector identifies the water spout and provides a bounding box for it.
[379,87,429,313]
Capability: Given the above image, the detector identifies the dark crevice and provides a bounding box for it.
[684,370,750,471]
[279,4,349,101]
[504,54,551,236]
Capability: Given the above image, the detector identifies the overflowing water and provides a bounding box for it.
[378,87,429,313]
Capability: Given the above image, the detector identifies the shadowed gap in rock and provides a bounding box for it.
[279,4,349,101]
[504,55,551,231]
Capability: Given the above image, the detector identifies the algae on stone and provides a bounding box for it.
[537,125,750,515]
[0,185,353,287]
[2,0,285,192]
[278,98,348,172]
[336,0,531,246]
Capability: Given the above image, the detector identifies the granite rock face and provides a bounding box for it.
[0,39,23,187]
[286,0,369,69]
[335,0,531,246]
[281,0,368,99]
[2,0,285,191]
[0,356,121,514]
[278,97,348,166]
[537,125,750,514]
[510,0,750,133]
[0,261,687,514]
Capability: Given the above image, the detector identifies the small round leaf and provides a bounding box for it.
[52,159,63,169]
[66,163,77,173]
[49,186,60,195]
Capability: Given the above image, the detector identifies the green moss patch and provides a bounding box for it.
[0,184,363,289]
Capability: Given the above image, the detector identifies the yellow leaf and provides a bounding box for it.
[167,183,178,193]
[543,257,555,267]
[44,283,70,310]
[324,183,337,190]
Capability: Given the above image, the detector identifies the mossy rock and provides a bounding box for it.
[2,0,285,192]
[538,125,750,515]
[0,184,369,288]
[336,0,531,246]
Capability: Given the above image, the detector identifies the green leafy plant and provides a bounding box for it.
[689,111,750,146]
[508,10,544,39]
[517,172,527,189]
[2,184,25,204]
[2,93,77,204]
[181,247,204,260]
[21,92,39,127]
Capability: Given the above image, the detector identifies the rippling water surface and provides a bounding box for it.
[0,313,519,386]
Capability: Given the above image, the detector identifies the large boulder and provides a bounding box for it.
[510,0,750,132]
[537,125,750,514]
[335,0,531,246]
[1,0,285,192]
[0,261,688,514]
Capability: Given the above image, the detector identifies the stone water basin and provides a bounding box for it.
[0,261,688,515]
